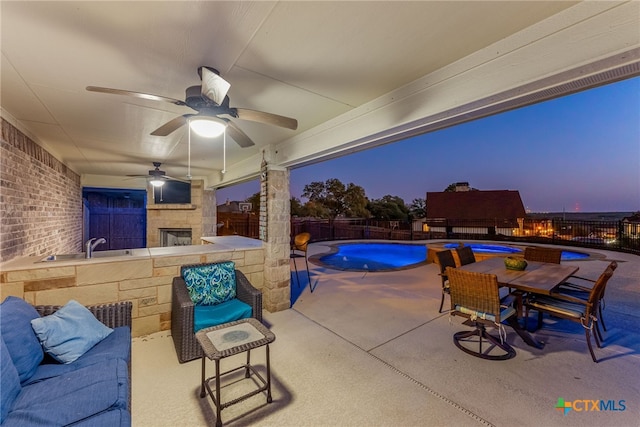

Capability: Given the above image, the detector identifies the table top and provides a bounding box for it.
[458,257,579,295]
[196,318,276,360]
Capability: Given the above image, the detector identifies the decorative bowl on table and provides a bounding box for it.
[504,257,527,271]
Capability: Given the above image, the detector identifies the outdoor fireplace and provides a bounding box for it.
[160,228,192,247]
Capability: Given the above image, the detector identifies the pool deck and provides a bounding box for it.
[132,239,640,426]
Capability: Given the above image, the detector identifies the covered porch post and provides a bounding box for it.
[259,149,291,312]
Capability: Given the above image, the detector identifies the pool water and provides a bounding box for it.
[318,243,427,272]
[443,243,589,261]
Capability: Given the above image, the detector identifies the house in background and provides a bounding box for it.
[622,212,640,240]
[425,183,526,238]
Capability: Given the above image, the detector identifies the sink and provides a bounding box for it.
[39,249,133,262]
[39,253,86,262]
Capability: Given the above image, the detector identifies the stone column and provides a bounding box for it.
[261,166,291,312]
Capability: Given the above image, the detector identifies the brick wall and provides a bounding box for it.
[1,119,83,263]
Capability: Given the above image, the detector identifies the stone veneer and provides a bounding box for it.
[261,168,292,312]
[146,179,217,247]
[0,245,264,337]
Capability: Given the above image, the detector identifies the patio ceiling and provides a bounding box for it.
[1,1,639,190]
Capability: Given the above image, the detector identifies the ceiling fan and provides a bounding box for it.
[87,66,298,148]
[127,162,189,187]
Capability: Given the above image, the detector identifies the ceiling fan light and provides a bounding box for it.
[149,178,165,187]
[189,117,226,137]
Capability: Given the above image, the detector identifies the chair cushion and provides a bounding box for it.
[0,297,44,383]
[30,300,113,364]
[527,297,585,319]
[194,299,252,332]
[1,336,21,423]
[454,305,516,323]
[182,261,237,306]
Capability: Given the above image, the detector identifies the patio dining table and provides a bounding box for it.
[458,257,579,295]
[458,257,579,349]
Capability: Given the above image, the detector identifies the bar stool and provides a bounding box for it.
[290,232,312,292]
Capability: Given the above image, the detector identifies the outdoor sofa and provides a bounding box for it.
[1,297,132,426]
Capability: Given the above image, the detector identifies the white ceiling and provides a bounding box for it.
[2,1,639,190]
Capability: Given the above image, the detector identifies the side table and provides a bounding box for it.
[196,318,276,427]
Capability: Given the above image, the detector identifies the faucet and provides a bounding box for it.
[85,237,106,259]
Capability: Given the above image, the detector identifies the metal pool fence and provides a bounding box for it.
[290,217,640,255]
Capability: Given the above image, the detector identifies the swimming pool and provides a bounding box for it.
[442,243,589,261]
[314,242,427,272]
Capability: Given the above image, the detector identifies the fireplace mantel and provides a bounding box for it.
[147,204,196,210]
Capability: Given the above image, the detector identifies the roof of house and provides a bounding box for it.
[426,190,526,220]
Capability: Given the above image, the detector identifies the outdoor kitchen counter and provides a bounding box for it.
[0,236,263,272]
[0,236,265,337]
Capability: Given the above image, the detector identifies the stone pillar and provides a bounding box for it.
[261,166,291,312]
[202,187,217,238]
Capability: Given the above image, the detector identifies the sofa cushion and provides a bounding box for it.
[182,261,237,306]
[68,408,131,427]
[1,336,21,424]
[24,326,131,386]
[194,299,252,332]
[0,297,44,383]
[30,300,113,364]
[3,358,129,426]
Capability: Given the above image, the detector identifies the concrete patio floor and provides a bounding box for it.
[132,241,639,426]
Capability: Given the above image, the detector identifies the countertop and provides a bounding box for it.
[0,236,263,271]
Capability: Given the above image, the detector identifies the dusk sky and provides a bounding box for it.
[218,77,640,213]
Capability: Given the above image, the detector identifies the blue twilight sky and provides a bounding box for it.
[218,76,640,213]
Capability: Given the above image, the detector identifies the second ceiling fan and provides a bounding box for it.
[87,66,298,148]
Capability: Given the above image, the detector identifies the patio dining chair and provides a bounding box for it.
[523,246,562,264]
[554,261,618,342]
[446,267,518,360]
[435,250,456,313]
[524,262,615,363]
[291,232,313,292]
[455,246,476,266]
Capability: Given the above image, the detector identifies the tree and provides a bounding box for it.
[367,195,409,220]
[301,178,368,218]
[409,198,426,219]
[290,197,304,217]
[343,183,370,218]
[245,192,261,214]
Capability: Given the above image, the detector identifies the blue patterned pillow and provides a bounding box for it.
[182,262,236,306]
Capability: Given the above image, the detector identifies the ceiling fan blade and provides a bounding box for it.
[165,175,191,184]
[235,108,298,130]
[226,121,255,148]
[150,115,190,136]
[200,67,230,106]
[86,86,185,106]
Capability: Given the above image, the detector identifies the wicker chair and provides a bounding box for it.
[524,262,615,363]
[171,262,263,363]
[446,267,518,360]
[435,250,456,313]
[523,246,562,264]
[455,246,476,266]
[291,232,312,292]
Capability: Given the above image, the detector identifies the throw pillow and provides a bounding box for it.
[182,261,236,306]
[0,296,44,382]
[30,300,113,364]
